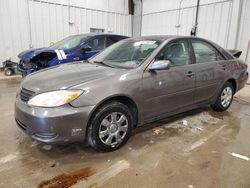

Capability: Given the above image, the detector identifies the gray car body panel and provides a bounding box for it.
[15,99,94,143]
[15,35,248,143]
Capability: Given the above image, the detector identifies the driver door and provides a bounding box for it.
[142,39,195,121]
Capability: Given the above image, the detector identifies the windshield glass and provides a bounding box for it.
[50,35,90,50]
[90,39,161,69]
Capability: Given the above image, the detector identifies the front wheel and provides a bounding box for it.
[87,101,133,152]
[211,82,234,111]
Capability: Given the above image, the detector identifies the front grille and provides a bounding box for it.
[20,88,35,102]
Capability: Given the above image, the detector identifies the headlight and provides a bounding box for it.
[28,90,83,107]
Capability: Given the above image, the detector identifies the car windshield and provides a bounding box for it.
[89,39,161,69]
[50,35,90,50]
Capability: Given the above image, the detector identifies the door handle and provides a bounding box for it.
[222,64,227,70]
[186,71,195,77]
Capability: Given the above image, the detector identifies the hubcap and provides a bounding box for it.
[99,112,128,146]
[221,86,233,107]
[6,70,11,75]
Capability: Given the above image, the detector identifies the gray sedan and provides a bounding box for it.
[15,36,248,152]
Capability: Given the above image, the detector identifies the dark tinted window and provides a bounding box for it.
[86,36,105,51]
[107,36,118,47]
[191,40,225,63]
[155,40,191,66]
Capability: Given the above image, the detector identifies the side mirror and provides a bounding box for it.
[149,60,171,71]
[79,45,92,52]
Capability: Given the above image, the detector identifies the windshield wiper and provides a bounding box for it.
[93,61,115,68]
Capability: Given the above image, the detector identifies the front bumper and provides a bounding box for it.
[15,97,94,144]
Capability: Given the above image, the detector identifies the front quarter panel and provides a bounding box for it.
[69,69,143,120]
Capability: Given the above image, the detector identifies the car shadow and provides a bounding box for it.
[133,106,229,135]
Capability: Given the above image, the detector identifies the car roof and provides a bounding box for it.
[135,35,232,59]
[69,33,128,38]
[132,35,212,42]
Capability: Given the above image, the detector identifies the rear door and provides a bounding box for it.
[142,39,195,120]
[190,39,227,103]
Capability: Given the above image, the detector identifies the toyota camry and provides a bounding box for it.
[15,36,248,152]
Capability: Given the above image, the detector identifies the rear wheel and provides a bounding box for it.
[87,101,133,152]
[211,82,234,111]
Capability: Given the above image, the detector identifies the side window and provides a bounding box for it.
[86,36,105,51]
[106,36,117,47]
[155,40,191,66]
[191,40,225,63]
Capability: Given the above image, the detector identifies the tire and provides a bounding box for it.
[4,69,13,76]
[211,82,234,111]
[87,101,133,152]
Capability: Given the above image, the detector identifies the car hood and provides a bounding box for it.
[21,62,127,93]
[18,47,63,62]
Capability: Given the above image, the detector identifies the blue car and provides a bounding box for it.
[17,33,128,75]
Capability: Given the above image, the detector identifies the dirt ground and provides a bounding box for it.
[1,78,250,188]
